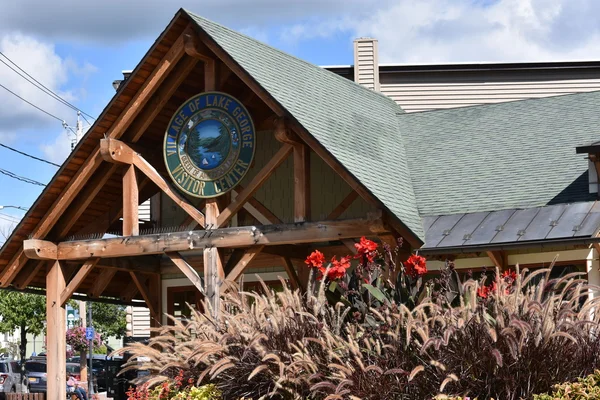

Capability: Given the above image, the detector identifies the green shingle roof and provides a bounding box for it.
[398,91,600,217]
[186,10,424,241]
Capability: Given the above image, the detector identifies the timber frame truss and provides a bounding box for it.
[0,14,420,399]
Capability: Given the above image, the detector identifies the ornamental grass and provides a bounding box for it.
[119,240,600,400]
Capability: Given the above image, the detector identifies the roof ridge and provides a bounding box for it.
[182,9,402,110]
[398,88,600,116]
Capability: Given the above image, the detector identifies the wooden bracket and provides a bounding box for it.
[217,143,293,227]
[60,258,99,306]
[100,138,205,228]
[281,257,302,291]
[89,269,117,299]
[224,246,265,285]
[327,191,359,220]
[166,252,204,294]
[487,250,508,270]
[274,117,301,145]
[129,272,159,319]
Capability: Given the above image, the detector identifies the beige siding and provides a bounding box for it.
[354,39,380,91]
[130,306,150,338]
[380,76,600,113]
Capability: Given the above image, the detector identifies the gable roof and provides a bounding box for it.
[185,10,424,242]
[398,90,600,217]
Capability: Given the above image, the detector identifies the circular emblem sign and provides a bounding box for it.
[163,92,256,198]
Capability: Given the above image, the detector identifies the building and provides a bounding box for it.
[1,8,600,397]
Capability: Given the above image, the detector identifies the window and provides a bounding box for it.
[167,286,203,325]
[24,362,46,373]
[0,363,8,373]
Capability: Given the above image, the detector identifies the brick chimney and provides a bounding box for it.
[353,38,380,91]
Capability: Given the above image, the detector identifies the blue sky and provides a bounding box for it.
[1,0,600,241]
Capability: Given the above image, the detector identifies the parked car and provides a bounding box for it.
[23,359,46,393]
[24,360,89,394]
[0,359,29,398]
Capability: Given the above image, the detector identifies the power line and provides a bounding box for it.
[0,167,46,187]
[0,82,65,122]
[0,51,96,120]
[0,143,60,167]
[0,212,20,223]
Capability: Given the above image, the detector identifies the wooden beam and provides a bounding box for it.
[52,164,120,239]
[101,138,205,228]
[13,260,46,290]
[89,269,117,299]
[166,252,204,294]
[341,239,358,255]
[294,144,310,222]
[217,144,293,227]
[126,56,199,143]
[327,190,359,220]
[46,260,66,400]
[224,246,265,283]
[148,273,162,329]
[0,28,191,287]
[41,213,387,260]
[130,272,158,318]
[487,250,507,271]
[183,29,215,63]
[593,243,600,256]
[24,239,57,260]
[281,257,301,291]
[123,165,139,236]
[60,258,99,306]
[204,199,223,314]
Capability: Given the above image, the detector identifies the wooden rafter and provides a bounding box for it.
[281,257,302,291]
[327,190,359,220]
[27,213,387,261]
[13,260,46,290]
[217,144,293,227]
[123,165,139,236]
[52,163,120,239]
[0,27,191,287]
[100,138,205,228]
[166,252,204,295]
[89,269,117,299]
[60,258,99,306]
[224,246,265,283]
[487,250,507,270]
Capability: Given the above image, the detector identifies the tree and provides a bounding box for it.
[90,302,126,341]
[0,291,45,360]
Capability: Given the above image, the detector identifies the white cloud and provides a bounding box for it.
[0,34,97,150]
[40,129,72,164]
[276,0,600,63]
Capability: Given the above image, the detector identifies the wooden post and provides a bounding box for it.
[123,165,139,236]
[204,199,223,316]
[46,260,66,400]
[294,144,310,222]
[79,301,88,384]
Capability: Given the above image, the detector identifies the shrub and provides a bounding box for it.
[533,370,600,399]
[119,241,600,400]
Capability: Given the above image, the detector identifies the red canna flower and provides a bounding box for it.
[477,285,490,299]
[502,269,517,283]
[305,250,325,268]
[354,237,378,262]
[404,254,427,277]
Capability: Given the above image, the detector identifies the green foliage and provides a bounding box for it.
[90,302,126,339]
[533,370,600,399]
[0,291,46,360]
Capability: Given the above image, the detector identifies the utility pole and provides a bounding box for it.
[62,110,89,151]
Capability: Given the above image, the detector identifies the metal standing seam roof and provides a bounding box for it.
[185,10,425,243]
[421,201,600,252]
